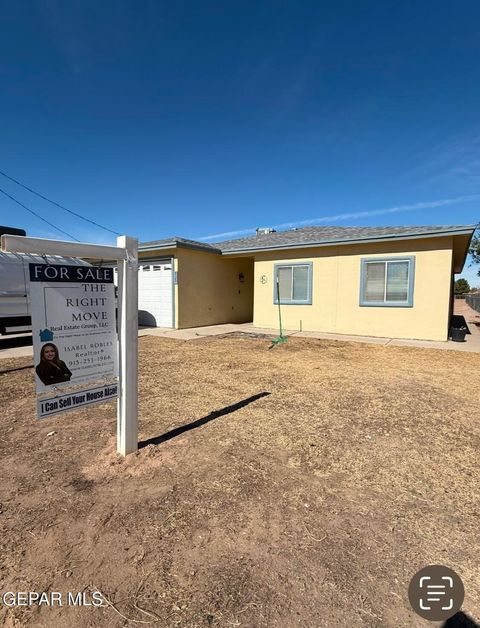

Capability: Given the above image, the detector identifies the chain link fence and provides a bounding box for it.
[466,294,480,313]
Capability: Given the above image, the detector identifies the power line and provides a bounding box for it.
[0,185,80,241]
[0,169,121,236]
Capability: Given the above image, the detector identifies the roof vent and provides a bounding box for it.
[256,227,276,236]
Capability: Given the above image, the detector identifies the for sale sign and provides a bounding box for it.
[29,263,118,410]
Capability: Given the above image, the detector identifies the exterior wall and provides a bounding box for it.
[177,248,254,328]
[253,237,453,341]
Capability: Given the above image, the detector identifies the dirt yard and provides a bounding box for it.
[0,334,479,627]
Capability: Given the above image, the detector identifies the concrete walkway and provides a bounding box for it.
[139,301,480,353]
[446,299,480,352]
[138,323,251,341]
[2,302,480,360]
[0,332,33,360]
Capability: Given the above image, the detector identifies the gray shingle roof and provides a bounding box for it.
[140,224,476,255]
[215,224,476,253]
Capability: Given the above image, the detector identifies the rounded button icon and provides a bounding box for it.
[408,565,464,621]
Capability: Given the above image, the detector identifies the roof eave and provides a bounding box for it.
[453,226,478,273]
[140,241,177,249]
[139,241,221,254]
[220,227,477,255]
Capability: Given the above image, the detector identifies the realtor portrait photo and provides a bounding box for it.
[35,343,72,386]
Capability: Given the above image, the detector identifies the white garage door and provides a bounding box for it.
[138,260,174,328]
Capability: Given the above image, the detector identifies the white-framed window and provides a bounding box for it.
[360,257,415,307]
[274,263,312,305]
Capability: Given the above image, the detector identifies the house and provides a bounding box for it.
[137,224,476,342]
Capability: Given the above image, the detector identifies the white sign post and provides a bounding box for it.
[0,234,139,456]
[116,235,138,456]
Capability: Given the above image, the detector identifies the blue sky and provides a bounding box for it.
[1,1,479,283]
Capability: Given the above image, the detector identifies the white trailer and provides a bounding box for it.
[0,251,90,334]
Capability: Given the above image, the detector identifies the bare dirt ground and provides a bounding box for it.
[1,334,479,627]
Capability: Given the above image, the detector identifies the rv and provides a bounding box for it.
[0,226,89,334]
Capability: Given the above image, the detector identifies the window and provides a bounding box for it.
[360,257,415,307]
[274,263,312,304]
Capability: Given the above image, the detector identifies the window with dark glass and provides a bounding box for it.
[274,263,312,304]
[360,257,414,306]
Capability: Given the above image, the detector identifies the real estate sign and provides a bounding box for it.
[37,382,118,419]
[29,263,118,417]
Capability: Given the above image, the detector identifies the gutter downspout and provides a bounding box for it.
[448,241,455,340]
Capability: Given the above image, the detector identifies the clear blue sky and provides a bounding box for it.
[1,1,479,283]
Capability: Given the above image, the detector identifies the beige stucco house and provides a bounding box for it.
[138,224,476,342]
